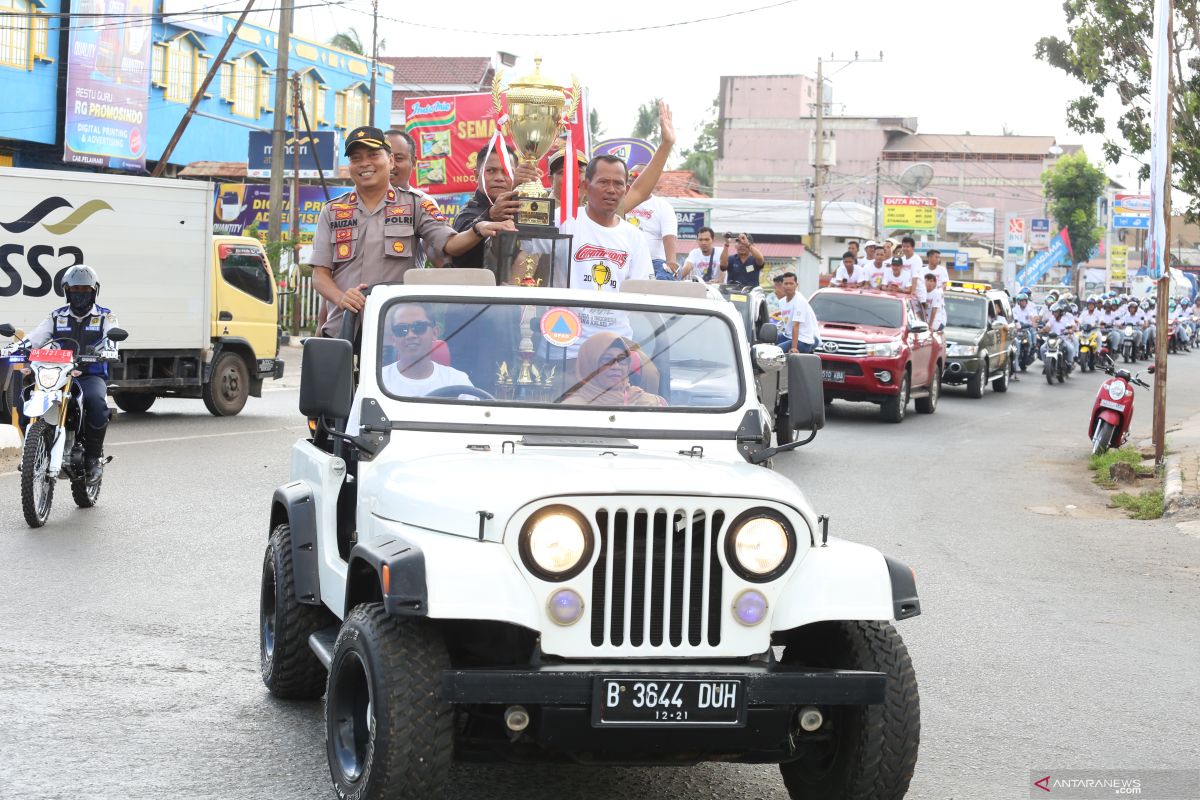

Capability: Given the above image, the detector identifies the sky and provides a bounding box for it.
[179,0,1146,188]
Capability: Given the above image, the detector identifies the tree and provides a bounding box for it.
[589,108,605,141]
[1035,1,1200,218]
[632,98,661,146]
[328,28,386,55]
[1041,150,1107,278]
[680,97,719,195]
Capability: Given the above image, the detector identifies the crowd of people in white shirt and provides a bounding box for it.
[829,236,950,331]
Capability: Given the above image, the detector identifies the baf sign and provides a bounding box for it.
[247,131,338,178]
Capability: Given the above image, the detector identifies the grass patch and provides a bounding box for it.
[1089,447,1156,488]
[1111,489,1164,520]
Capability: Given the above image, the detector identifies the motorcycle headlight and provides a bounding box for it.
[725,510,796,582]
[946,342,977,357]
[519,506,593,581]
[35,365,63,389]
[1107,381,1127,401]
[865,340,902,357]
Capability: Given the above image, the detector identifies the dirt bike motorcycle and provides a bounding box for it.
[0,323,128,528]
[1043,332,1068,385]
[1089,356,1152,456]
[1078,325,1100,372]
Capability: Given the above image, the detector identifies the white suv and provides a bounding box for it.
[259,271,921,800]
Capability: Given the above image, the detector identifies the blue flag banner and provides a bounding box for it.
[1146,0,1171,282]
[1016,228,1073,289]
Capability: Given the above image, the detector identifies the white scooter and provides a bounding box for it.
[0,323,128,528]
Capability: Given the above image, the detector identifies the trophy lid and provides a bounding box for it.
[509,57,564,91]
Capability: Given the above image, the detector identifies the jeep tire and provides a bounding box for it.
[326,605,453,800]
[779,621,920,800]
[965,359,985,399]
[991,363,1008,393]
[261,523,334,699]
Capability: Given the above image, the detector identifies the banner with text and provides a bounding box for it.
[1112,193,1151,229]
[883,196,938,231]
[1016,227,1073,288]
[945,206,995,234]
[213,183,341,245]
[63,0,154,171]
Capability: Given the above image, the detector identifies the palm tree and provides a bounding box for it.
[328,28,385,55]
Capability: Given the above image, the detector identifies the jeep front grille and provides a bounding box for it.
[589,508,725,649]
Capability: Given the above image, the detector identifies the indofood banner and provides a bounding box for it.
[63,0,154,171]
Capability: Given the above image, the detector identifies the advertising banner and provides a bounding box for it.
[675,210,707,239]
[1031,218,1050,249]
[64,0,154,171]
[953,252,970,271]
[945,206,995,234]
[593,138,655,169]
[247,131,338,179]
[883,196,937,230]
[212,183,342,245]
[1113,193,1151,229]
[405,90,587,197]
[1016,227,1074,288]
[428,192,475,225]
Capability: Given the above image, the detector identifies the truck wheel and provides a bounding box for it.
[965,359,985,398]
[776,397,795,445]
[261,523,335,699]
[991,363,1008,393]
[21,420,55,528]
[113,392,156,414]
[914,369,938,414]
[326,605,453,800]
[779,621,920,800]
[879,372,908,424]
[203,351,249,417]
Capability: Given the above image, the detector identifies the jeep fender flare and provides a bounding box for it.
[270,481,321,605]
[771,541,921,632]
[345,535,428,619]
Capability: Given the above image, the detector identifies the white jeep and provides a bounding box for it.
[259,271,921,800]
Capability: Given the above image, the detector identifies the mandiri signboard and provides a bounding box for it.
[247,130,338,179]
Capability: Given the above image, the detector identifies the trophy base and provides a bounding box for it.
[517,195,556,227]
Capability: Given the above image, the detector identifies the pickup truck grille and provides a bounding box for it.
[590,508,725,649]
[818,337,869,357]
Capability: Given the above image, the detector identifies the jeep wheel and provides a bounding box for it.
[779,621,920,800]
[326,605,453,800]
[914,368,938,414]
[991,363,1008,393]
[879,372,908,424]
[965,359,985,399]
[202,351,249,417]
[261,523,335,699]
[776,397,795,445]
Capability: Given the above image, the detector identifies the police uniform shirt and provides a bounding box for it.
[310,186,454,337]
[24,303,119,376]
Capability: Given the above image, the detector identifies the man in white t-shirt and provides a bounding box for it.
[625,166,679,280]
[923,249,949,288]
[381,304,474,397]
[882,256,914,294]
[864,247,888,289]
[922,273,945,330]
[681,226,724,282]
[832,250,867,286]
[858,240,878,270]
[775,272,819,353]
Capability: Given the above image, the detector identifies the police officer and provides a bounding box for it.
[309,126,515,338]
[18,265,119,483]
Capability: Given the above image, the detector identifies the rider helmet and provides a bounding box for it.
[1068,302,1079,315]
[62,264,100,317]
[1141,299,1152,311]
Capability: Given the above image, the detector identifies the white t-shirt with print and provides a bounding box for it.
[624,195,678,261]
[833,264,868,286]
[382,361,473,397]
[924,287,946,330]
[882,268,912,290]
[685,246,724,282]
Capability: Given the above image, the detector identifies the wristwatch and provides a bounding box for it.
[472,220,487,238]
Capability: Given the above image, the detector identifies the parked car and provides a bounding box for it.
[809,287,945,423]
[941,281,1015,397]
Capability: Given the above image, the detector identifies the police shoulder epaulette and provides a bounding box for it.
[96,305,111,315]
[51,304,69,315]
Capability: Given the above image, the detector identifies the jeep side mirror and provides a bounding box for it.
[106,327,129,342]
[757,322,778,344]
[300,337,354,421]
[910,321,929,334]
[786,353,825,432]
[0,323,14,337]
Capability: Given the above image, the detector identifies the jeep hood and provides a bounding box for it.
[944,325,984,345]
[368,447,807,538]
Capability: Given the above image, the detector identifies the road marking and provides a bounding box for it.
[107,427,305,447]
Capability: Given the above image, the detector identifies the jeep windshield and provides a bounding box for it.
[945,295,987,328]
[811,292,903,328]
[376,298,742,411]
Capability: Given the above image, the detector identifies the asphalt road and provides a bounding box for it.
[1,356,1198,800]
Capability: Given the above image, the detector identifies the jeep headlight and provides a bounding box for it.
[946,342,977,357]
[865,340,902,357]
[726,510,795,582]
[35,365,63,389]
[519,506,593,581]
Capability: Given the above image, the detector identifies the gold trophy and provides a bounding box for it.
[492,58,580,227]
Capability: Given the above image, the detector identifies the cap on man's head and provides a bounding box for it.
[345,126,391,155]
[890,256,904,266]
[864,240,879,249]
[548,147,589,173]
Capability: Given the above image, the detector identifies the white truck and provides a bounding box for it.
[260,271,922,800]
[0,168,283,421]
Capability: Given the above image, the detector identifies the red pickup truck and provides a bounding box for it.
[808,287,945,423]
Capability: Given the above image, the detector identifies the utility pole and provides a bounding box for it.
[367,0,379,125]
[267,0,294,252]
[811,57,825,264]
[873,159,881,235]
[1151,0,1175,467]
[291,72,302,337]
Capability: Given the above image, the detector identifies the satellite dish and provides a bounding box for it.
[897,163,934,194]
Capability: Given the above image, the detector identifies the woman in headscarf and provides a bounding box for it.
[562,332,667,407]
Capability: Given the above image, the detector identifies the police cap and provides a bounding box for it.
[345,126,391,155]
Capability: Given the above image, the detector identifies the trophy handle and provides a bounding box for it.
[492,70,506,130]
[564,75,582,124]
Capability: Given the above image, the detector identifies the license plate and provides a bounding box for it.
[1099,399,1125,412]
[30,348,73,363]
[593,677,745,727]
[822,369,846,382]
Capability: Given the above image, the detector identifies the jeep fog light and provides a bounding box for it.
[547,589,584,625]
[732,589,768,626]
[726,511,795,582]
[520,506,593,581]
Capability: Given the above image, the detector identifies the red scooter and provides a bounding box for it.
[1089,356,1152,456]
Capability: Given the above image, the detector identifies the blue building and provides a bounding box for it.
[0,1,392,172]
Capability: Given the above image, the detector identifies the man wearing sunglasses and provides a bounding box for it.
[381,304,473,397]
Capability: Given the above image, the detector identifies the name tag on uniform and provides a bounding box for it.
[330,218,358,230]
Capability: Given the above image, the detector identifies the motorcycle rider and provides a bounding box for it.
[9,265,118,483]
[1113,297,1148,360]
[1013,291,1038,367]
[1040,302,1077,368]
[1141,299,1158,354]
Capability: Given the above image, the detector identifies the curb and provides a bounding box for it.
[1163,455,1183,517]
[0,423,21,457]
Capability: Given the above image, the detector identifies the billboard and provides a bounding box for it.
[882,196,937,230]
[212,183,344,245]
[593,138,655,169]
[1030,218,1051,249]
[64,0,154,171]
[247,131,339,179]
[1113,193,1151,229]
[945,206,995,234]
